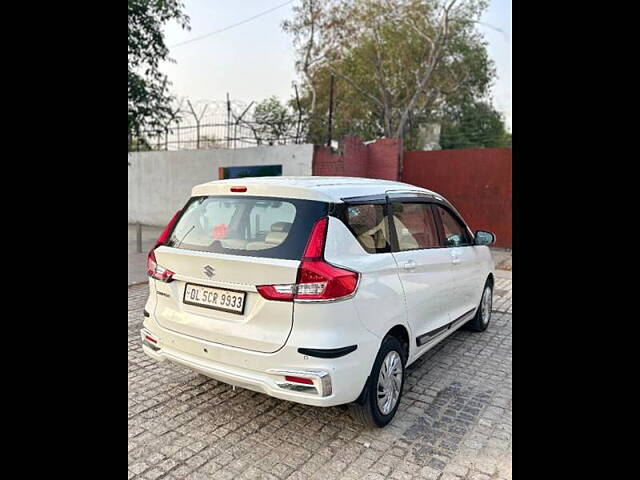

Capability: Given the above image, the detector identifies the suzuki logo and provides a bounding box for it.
[203,265,216,278]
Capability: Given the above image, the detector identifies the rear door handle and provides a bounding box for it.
[403,260,417,270]
[452,258,461,265]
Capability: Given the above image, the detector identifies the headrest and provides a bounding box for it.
[350,222,371,235]
[265,231,288,244]
[271,222,292,233]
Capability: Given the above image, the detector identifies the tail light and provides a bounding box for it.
[146,210,182,282]
[146,249,175,282]
[256,217,359,302]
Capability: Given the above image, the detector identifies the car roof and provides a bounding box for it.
[191,176,437,202]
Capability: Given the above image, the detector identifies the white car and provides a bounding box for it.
[142,176,495,427]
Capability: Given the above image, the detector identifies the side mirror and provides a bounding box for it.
[474,230,495,246]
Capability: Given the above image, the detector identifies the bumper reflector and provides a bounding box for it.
[285,375,313,385]
[141,329,160,351]
[268,369,332,397]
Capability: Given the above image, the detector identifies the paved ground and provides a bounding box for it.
[489,249,511,272]
[129,224,164,285]
[128,277,512,480]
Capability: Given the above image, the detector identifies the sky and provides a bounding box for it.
[161,0,512,130]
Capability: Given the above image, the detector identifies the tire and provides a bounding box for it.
[465,280,493,332]
[349,335,406,428]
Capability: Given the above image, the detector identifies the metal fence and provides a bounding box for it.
[129,117,306,151]
[129,97,309,152]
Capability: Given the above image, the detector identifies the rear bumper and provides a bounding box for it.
[142,342,335,402]
[141,318,379,407]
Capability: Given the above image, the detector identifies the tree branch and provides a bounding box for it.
[330,69,385,110]
[302,0,318,115]
[371,22,392,137]
[394,0,457,138]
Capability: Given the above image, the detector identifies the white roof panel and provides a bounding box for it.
[191,176,436,202]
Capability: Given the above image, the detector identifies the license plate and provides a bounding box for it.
[183,283,246,315]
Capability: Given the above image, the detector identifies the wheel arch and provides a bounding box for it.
[385,324,411,362]
[355,324,410,407]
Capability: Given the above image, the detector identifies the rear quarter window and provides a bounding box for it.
[166,196,327,260]
[340,204,392,254]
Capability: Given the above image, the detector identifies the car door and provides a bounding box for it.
[388,200,454,349]
[433,204,485,320]
[152,195,327,353]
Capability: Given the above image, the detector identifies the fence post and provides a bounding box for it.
[187,100,207,150]
[136,222,142,253]
[226,93,231,148]
[233,101,254,149]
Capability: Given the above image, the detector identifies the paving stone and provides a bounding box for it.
[128,279,512,479]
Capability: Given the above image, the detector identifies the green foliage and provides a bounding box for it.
[253,97,297,145]
[283,0,499,149]
[199,135,225,149]
[128,135,153,151]
[440,100,511,149]
[128,0,189,137]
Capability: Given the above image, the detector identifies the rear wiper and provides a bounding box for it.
[175,226,195,248]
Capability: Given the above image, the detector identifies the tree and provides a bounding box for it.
[199,135,225,149]
[283,0,495,149]
[282,0,338,133]
[128,0,190,138]
[128,136,153,151]
[440,100,511,149]
[253,97,297,145]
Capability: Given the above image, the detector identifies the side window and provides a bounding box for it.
[344,204,391,254]
[391,203,440,251]
[435,206,472,247]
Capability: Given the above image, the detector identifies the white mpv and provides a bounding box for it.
[142,177,495,427]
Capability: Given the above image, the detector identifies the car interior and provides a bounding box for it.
[171,198,295,252]
[346,205,391,253]
[391,203,440,250]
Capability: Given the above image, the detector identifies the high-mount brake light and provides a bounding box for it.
[256,217,359,302]
[146,210,182,283]
[230,186,247,192]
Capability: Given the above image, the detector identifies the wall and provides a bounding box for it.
[128,144,314,226]
[313,136,401,180]
[402,148,512,247]
[129,140,511,247]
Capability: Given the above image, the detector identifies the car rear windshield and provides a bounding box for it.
[166,196,328,260]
